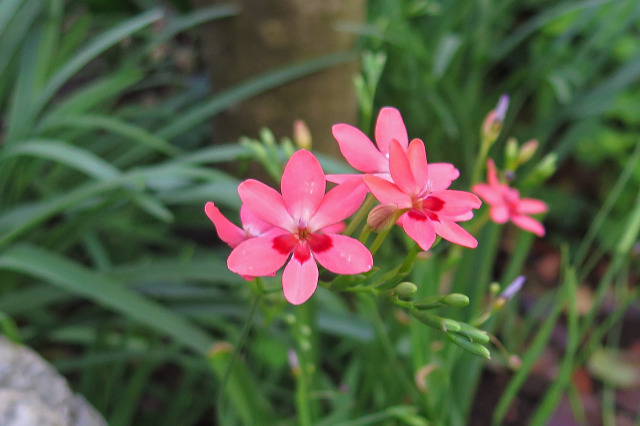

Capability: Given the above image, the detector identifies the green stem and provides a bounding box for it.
[293,302,316,426]
[216,292,261,423]
[344,194,375,237]
[470,136,491,186]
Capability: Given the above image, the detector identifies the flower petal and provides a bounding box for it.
[428,163,460,191]
[325,173,363,185]
[432,218,478,248]
[204,202,246,248]
[407,138,429,189]
[332,124,388,173]
[310,178,368,231]
[227,230,291,276]
[238,179,295,231]
[511,214,546,236]
[490,205,510,223]
[516,198,548,215]
[282,256,319,305]
[431,190,482,216]
[363,175,412,208]
[310,234,373,274]
[389,139,420,195]
[321,222,346,234]
[281,150,326,223]
[375,107,408,155]
[240,204,273,236]
[472,183,503,205]
[487,158,499,187]
[400,210,437,251]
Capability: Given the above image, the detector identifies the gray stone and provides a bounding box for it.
[0,336,107,426]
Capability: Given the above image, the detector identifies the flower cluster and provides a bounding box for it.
[329,107,481,251]
[472,159,547,236]
[205,107,546,305]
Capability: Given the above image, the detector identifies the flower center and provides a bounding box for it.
[414,196,444,213]
[297,226,310,241]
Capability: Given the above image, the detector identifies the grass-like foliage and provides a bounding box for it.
[0,1,639,425]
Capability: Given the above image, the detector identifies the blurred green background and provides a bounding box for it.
[1,0,639,425]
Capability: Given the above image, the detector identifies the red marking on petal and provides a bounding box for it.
[408,209,428,221]
[307,233,333,254]
[272,234,297,255]
[293,243,311,262]
[422,196,444,212]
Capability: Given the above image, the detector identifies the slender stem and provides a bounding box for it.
[399,244,421,274]
[358,224,372,245]
[470,136,491,186]
[293,302,315,426]
[216,293,261,424]
[368,210,403,255]
[344,194,375,237]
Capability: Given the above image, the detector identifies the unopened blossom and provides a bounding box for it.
[326,107,459,190]
[472,159,547,236]
[364,139,481,251]
[227,150,373,305]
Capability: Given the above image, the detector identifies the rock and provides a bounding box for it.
[0,336,107,426]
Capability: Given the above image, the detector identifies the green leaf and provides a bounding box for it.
[0,244,215,355]
[41,114,180,156]
[1,139,121,180]
[37,8,163,111]
[38,68,144,124]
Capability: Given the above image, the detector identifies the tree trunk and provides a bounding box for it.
[193,0,364,157]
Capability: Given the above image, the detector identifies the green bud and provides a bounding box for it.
[505,137,519,171]
[259,127,277,147]
[518,139,538,164]
[413,295,446,310]
[489,282,501,295]
[394,281,418,299]
[526,153,557,186]
[442,293,470,307]
[457,323,491,344]
[412,310,460,332]
[441,318,461,333]
[293,119,312,150]
[447,333,491,359]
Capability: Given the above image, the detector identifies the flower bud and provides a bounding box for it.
[293,119,312,150]
[518,139,539,164]
[527,153,557,185]
[413,310,460,332]
[442,293,470,307]
[489,282,501,295]
[394,281,418,299]
[481,95,510,145]
[441,318,461,333]
[458,322,491,344]
[508,355,522,370]
[505,137,519,170]
[500,276,526,300]
[447,333,491,359]
[367,203,398,232]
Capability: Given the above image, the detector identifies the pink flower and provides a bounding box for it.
[472,159,548,236]
[364,139,481,251]
[326,107,459,190]
[227,150,373,305]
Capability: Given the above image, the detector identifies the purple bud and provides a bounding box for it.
[495,95,510,123]
[500,275,525,300]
